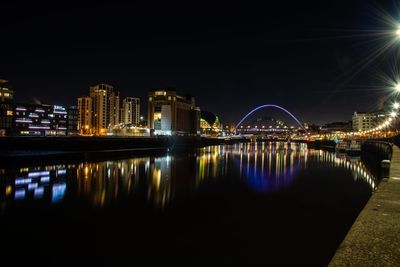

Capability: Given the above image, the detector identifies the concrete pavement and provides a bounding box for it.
[329,145,400,266]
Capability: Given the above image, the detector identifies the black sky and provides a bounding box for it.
[1,1,399,125]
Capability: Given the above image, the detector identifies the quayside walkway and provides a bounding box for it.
[329,145,400,266]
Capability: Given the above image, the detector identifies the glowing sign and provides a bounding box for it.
[54,105,65,110]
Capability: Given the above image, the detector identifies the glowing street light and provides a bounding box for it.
[393,102,400,110]
[391,111,397,117]
[395,83,400,92]
[396,26,400,37]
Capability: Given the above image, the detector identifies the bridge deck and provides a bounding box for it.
[329,145,400,266]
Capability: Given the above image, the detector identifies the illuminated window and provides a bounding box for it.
[4,93,9,97]
[155,91,166,96]
[154,113,161,120]
[149,97,152,101]
[6,110,13,116]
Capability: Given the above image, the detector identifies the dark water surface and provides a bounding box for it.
[0,142,375,266]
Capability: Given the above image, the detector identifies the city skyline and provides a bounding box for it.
[2,2,400,266]
[2,1,399,125]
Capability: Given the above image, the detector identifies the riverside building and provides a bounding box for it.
[147,89,200,136]
[11,104,67,136]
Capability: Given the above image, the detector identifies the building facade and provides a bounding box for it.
[321,121,352,132]
[89,85,108,134]
[67,106,79,135]
[12,104,67,136]
[148,89,200,135]
[122,97,140,126]
[0,80,14,136]
[0,79,13,103]
[352,112,377,132]
[89,84,120,135]
[110,90,120,127]
[77,96,93,135]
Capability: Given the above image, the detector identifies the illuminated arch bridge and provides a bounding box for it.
[235,104,306,133]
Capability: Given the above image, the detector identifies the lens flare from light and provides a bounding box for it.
[395,83,400,92]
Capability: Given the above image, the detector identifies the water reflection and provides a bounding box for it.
[0,142,377,211]
[232,142,308,192]
[0,165,68,208]
[75,159,144,207]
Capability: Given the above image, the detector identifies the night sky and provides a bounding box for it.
[1,1,399,125]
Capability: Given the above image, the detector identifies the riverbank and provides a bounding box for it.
[0,136,249,165]
[0,136,245,151]
[329,144,400,266]
[0,136,324,166]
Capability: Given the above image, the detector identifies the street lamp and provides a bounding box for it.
[393,102,400,110]
[395,83,400,92]
[391,111,397,117]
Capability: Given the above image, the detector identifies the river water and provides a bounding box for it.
[0,142,375,266]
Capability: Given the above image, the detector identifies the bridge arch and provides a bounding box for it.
[235,104,305,130]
